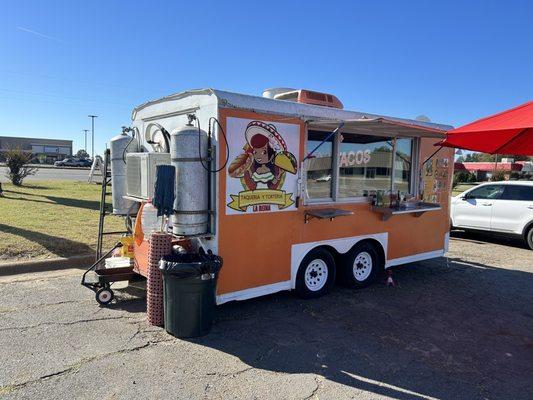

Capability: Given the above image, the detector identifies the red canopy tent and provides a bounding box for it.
[438,101,533,156]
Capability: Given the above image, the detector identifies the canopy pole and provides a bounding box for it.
[302,122,344,162]
[422,146,443,166]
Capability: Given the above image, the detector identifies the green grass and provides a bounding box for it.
[0,180,125,262]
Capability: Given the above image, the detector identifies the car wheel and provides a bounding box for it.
[341,242,383,288]
[295,248,336,299]
[526,226,533,250]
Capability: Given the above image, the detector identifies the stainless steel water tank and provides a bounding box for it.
[171,125,208,236]
[110,132,139,215]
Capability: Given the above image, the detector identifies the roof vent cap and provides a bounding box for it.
[263,88,343,109]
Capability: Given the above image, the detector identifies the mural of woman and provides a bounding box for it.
[228,121,297,191]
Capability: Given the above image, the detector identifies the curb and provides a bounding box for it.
[0,254,95,277]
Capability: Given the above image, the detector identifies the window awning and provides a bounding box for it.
[308,118,448,139]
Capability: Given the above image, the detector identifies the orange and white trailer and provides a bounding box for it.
[117,88,454,304]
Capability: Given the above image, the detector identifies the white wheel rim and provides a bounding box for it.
[353,251,373,281]
[99,291,111,302]
[304,259,328,291]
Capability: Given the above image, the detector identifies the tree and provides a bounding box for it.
[453,170,476,187]
[491,169,506,182]
[3,148,37,186]
[75,149,90,159]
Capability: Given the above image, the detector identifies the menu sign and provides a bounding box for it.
[422,157,449,204]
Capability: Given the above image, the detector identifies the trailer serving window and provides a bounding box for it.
[338,134,394,198]
[304,117,447,204]
[394,138,414,194]
[306,130,335,200]
[305,129,416,203]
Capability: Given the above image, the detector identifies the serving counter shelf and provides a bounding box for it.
[304,208,354,223]
[371,202,441,221]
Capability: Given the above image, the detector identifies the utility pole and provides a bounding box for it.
[82,129,89,152]
[88,115,98,159]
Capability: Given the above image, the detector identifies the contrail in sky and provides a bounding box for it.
[16,26,66,44]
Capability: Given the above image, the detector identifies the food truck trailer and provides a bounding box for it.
[104,88,453,304]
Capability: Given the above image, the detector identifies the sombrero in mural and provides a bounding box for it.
[245,121,287,152]
[244,121,297,174]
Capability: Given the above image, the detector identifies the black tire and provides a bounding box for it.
[526,226,533,250]
[95,287,114,305]
[295,248,336,299]
[341,242,383,288]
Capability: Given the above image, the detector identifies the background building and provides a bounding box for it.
[454,159,531,181]
[0,136,73,164]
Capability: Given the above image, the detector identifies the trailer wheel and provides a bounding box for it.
[295,248,335,299]
[95,287,114,306]
[342,242,383,288]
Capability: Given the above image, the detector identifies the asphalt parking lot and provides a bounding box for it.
[0,166,90,181]
[1,233,532,400]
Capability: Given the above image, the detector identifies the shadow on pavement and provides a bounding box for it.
[107,281,147,314]
[182,257,533,400]
[451,229,529,249]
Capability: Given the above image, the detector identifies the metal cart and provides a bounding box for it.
[81,242,138,305]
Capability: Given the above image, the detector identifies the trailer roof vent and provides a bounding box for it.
[262,88,343,109]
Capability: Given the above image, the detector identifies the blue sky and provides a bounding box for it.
[1,0,532,156]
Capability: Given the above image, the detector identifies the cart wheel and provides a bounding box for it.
[95,287,114,305]
[341,242,383,288]
[295,248,336,299]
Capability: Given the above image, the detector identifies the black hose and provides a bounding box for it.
[161,127,170,152]
[196,116,230,173]
[122,135,134,164]
[210,117,230,172]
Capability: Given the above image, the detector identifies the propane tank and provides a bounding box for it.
[171,124,209,236]
[110,130,139,215]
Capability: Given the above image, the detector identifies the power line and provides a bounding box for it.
[1,69,166,93]
[0,88,131,106]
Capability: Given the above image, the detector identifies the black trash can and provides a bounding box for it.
[159,252,222,338]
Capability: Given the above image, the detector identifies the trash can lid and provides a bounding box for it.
[159,253,222,277]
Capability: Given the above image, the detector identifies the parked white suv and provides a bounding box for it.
[450,181,533,249]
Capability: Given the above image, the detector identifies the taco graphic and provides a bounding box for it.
[227,121,298,212]
[228,121,297,191]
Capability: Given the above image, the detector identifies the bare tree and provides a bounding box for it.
[3,148,37,186]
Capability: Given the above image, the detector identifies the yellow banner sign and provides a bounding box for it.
[228,189,294,212]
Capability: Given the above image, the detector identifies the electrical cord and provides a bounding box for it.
[209,116,230,172]
[195,115,230,173]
